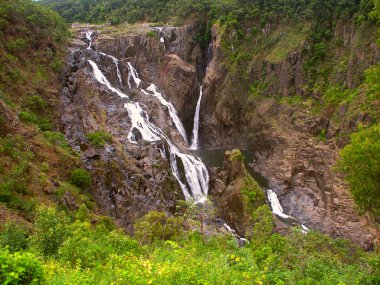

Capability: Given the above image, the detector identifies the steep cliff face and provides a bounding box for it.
[200,21,379,248]
[60,27,188,230]
[61,20,378,247]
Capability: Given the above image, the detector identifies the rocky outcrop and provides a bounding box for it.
[62,21,379,248]
[95,24,204,129]
[60,29,185,230]
[201,22,379,248]
[210,150,266,238]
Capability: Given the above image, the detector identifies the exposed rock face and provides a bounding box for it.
[201,23,379,248]
[95,24,204,130]
[61,21,379,248]
[60,29,185,230]
[209,150,265,238]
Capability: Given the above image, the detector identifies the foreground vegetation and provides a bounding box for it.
[1,205,379,285]
[0,0,379,283]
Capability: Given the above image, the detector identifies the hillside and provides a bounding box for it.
[1,0,380,284]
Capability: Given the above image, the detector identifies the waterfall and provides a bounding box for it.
[100,52,122,86]
[127,62,141,87]
[87,50,209,200]
[143,84,188,144]
[267,189,309,234]
[190,86,203,150]
[85,31,93,49]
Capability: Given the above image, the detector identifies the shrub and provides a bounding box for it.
[134,211,184,244]
[338,124,380,219]
[0,223,28,252]
[29,206,70,256]
[146,30,156,37]
[0,249,44,284]
[70,168,91,188]
[86,130,112,148]
[18,111,38,124]
[22,95,47,113]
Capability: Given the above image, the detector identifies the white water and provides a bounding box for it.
[88,61,126,98]
[267,189,309,233]
[190,86,203,150]
[85,31,93,49]
[127,62,141,87]
[88,54,209,200]
[100,52,122,86]
[145,84,188,144]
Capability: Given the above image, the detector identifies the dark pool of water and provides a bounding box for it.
[195,148,269,188]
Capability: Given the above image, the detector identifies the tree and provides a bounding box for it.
[338,124,380,220]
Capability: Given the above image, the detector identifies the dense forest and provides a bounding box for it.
[1,0,380,284]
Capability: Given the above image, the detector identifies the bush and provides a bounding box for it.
[134,211,184,244]
[29,206,70,256]
[70,168,91,188]
[146,31,156,37]
[86,130,112,148]
[0,249,44,284]
[59,221,138,268]
[22,95,47,113]
[0,223,28,252]
[338,124,380,219]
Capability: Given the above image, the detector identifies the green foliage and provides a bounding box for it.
[59,220,138,268]
[0,223,28,253]
[134,211,184,244]
[230,148,245,161]
[18,111,52,131]
[70,168,91,189]
[364,62,380,100]
[29,206,70,256]
[317,129,328,142]
[0,248,44,285]
[338,123,380,219]
[146,30,156,38]
[86,130,112,148]
[251,205,274,246]
[22,95,47,114]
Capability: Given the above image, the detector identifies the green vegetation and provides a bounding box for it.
[230,149,245,161]
[338,124,380,220]
[86,130,112,148]
[0,205,379,284]
[70,168,91,189]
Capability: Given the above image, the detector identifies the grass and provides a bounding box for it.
[266,24,310,63]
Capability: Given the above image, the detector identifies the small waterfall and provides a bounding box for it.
[127,62,141,87]
[267,189,309,234]
[85,31,93,49]
[86,38,209,200]
[144,84,188,144]
[100,52,122,86]
[88,60,126,98]
[190,86,203,150]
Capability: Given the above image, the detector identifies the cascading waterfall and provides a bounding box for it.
[267,189,309,234]
[85,31,93,49]
[143,84,188,144]
[100,52,122,86]
[86,35,209,200]
[190,86,203,150]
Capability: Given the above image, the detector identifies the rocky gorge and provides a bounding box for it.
[60,22,379,248]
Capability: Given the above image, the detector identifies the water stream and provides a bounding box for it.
[85,31,307,240]
[190,86,203,150]
[86,33,208,201]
